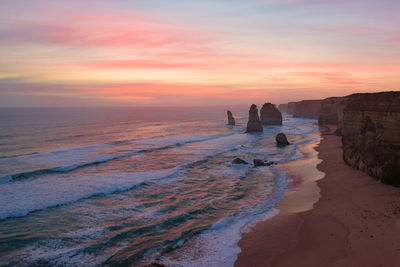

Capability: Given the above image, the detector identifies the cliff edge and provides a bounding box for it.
[341,92,400,186]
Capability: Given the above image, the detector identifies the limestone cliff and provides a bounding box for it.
[341,92,400,186]
[260,103,282,125]
[318,97,343,125]
[318,97,350,135]
[293,100,323,119]
[287,102,295,115]
[278,104,287,113]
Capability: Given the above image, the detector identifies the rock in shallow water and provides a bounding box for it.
[276,133,290,146]
[253,159,274,167]
[232,158,249,164]
[253,159,266,167]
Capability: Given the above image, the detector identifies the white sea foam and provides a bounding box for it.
[158,208,280,267]
[0,143,116,178]
[157,168,288,267]
[0,169,176,220]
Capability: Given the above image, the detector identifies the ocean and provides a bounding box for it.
[0,107,319,266]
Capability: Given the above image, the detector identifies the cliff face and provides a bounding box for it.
[278,104,287,113]
[293,100,323,119]
[341,92,400,186]
[319,94,378,135]
[260,103,282,125]
[287,102,295,115]
[318,97,343,125]
[246,104,263,132]
[318,97,350,135]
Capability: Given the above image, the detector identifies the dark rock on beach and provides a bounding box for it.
[276,133,290,146]
[253,159,267,167]
[253,159,274,167]
[232,158,249,165]
[246,104,263,132]
[227,110,236,125]
[260,103,282,125]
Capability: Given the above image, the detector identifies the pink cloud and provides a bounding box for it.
[0,8,213,53]
[0,21,207,49]
[305,25,382,35]
[0,81,279,106]
[295,71,361,85]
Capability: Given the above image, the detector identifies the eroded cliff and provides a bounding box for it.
[293,100,323,119]
[278,104,288,113]
[341,92,400,186]
[287,102,295,115]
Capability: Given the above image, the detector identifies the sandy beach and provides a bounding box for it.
[235,126,400,267]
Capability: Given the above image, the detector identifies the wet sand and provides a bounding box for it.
[235,126,400,267]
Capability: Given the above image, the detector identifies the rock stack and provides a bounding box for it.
[260,103,282,125]
[227,110,236,125]
[246,104,263,132]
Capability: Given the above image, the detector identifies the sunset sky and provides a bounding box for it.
[0,0,399,107]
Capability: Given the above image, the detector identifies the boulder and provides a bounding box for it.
[246,104,263,132]
[253,159,267,167]
[232,158,249,165]
[227,110,236,125]
[341,92,400,186]
[253,159,274,167]
[276,133,290,145]
[260,103,282,125]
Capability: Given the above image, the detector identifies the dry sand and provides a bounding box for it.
[235,126,400,267]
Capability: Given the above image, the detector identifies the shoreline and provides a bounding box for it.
[235,125,400,266]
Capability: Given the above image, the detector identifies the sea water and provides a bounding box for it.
[0,107,318,266]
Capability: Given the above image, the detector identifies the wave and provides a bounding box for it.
[0,151,39,159]
[0,141,242,221]
[154,167,288,267]
[0,133,236,183]
[0,169,177,221]
[0,153,135,183]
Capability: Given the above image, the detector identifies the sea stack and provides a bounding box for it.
[260,103,282,125]
[227,110,236,125]
[341,92,400,186]
[246,104,263,132]
[276,133,290,146]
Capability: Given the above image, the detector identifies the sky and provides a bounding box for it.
[0,0,399,107]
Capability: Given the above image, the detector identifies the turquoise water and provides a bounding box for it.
[0,107,318,266]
